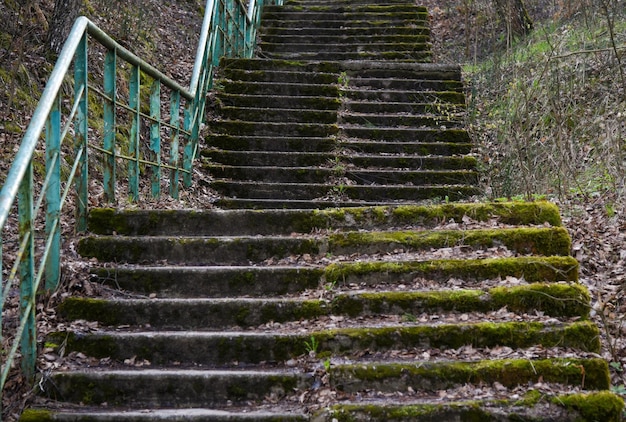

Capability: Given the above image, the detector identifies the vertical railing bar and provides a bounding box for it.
[44,92,61,290]
[169,91,181,199]
[103,48,117,202]
[149,79,161,198]
[17,163,35,380]
[128,65,141,201]
[74,32,89,232]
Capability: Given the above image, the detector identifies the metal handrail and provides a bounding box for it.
[0,0,282,408]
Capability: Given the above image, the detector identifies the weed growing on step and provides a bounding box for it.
[305,336,319,355]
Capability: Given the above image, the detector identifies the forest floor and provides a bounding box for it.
[1,0,626,420]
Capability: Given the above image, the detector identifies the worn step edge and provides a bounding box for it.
[20,408,308,422]
[314,391,624,422]
[57,283,591,329]
[212,182,480,202]
[50,321,599,365]
[89,256,579,298]
[330,358,610,392]
[42,369,311,407]
[87,202,564,236]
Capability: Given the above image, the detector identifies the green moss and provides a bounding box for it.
[18,410,54,422]
[87,208,130,234]
[329,227,571,256]
[557,391,624,422]
[313,321,597,353]
[325,256,579,284]
[330,283,590,319]
[332,358,609,390]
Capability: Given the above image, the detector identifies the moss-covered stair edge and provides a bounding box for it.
[314,390,624,422]
[325,256,579,283]
[47,321,600,364]
[57,282,591,327]
[330,358,611,391]
[85,201,563,235]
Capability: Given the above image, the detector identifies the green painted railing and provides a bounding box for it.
[0,0,281,405]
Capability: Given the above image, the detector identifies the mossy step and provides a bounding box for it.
[217,106,337,124]
[77,235,323,265]
[210,197,519,210]
[340,113,464,128]
[261,11,429,22]
[344,154,477,170]
[345,89,465,104]
[260,26,430,37]
[345,66,461,80]
[202,150,333,167]
[259,42,431,54]
[51,321,598,366]
[330,358,610,392]
[218,68,339,84]
[43,369,310,407]
[345,101,465,115]
[283,0,418,6]
[90,265,325,297]
[261,51,432,62]
[341,127,471,143]
[217,80,339,97]
[87,202,564,236]
[208,135,336,152]
[204,150,476,169]
[206,165,333,184]
[329,226,571,257]
[57,284,591,331]
[318,392,624,422]
[207,166,477,186]
[260,34,431,45]
[345,169,478,186]
[210,121,339,137]
[212,181,479,202]
[20,408,309,422]
[218,58,450,74]
[265,4,425,13]
[89,256,577,298]
[346,78,463,92]
[217,94,341,111]
[340,140,473,155]
[77,227,569,265]
[326,256,578,285]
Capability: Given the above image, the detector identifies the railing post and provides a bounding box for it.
[103,49,117,202]
[128,65,141,201]
[169,91,181,199]
[45,94,61,291]
[18,164,36,380]
[74,32,89,232]
[182,102,194,188]
[149,79,162,198]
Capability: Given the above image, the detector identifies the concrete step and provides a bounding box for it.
[260,50,432,62]
[259,42,431,54]
[259,34,431,45]
[340,127,471,142]
[51,320,597,365]
[218,69,339,84]
[208,135,336,152]
[346,77,464,92]
[260,25,430,37]
[88,254,578,298]
[339,113,464,128]
[210,121,339,137]
[41,369,310,408]
[218,80,339,97]
[345,89,465,104]
[261,11,428,24]
[217,106,337,124]
[216,94,341,110]
[86,203,565,236]
[206,166,477,186]
[77,226,570,265]
[339,140,473,155]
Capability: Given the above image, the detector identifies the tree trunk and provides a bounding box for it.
[494,0,533,37]
[46,0,83,54]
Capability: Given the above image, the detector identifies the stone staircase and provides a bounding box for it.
[21,0,623,421]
